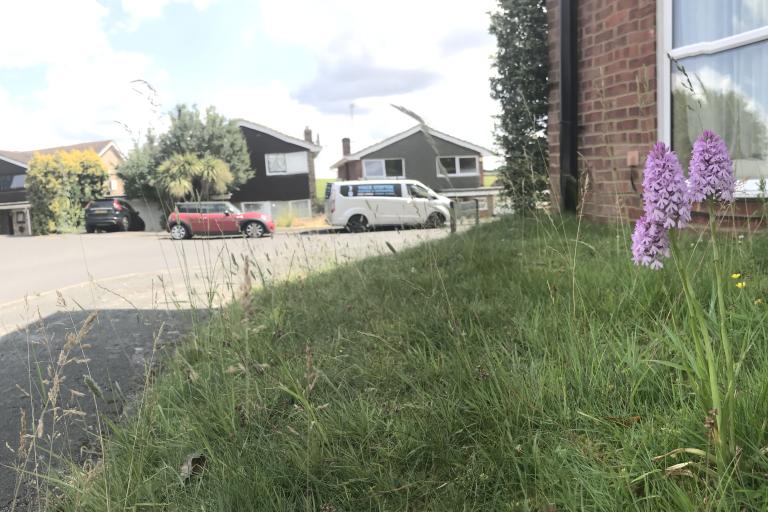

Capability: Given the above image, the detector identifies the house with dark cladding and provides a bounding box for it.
[231,120,321,220]
[331,124,500,213]
[548,0,768,225]
[0,141,125,235]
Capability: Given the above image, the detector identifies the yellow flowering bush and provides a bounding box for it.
[26,150,108,234]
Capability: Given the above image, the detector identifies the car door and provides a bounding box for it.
[366,183,403,225]
[192,204,211,234]
[211,203,239,234]
[404,183,431,224]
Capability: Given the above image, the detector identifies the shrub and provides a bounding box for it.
[26,150,108,234]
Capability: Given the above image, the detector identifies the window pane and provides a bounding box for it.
[0,174,25,191]
[439,157,456,174]
[363,160,384,177]
[285,152,309,173]
[384,159,403,177]
[459,157,477,174]
[266,153,287,173]
[354,184,375,196]
[673,0,768,47]
[672,40,768,179]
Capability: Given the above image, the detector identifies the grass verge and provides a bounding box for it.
[50,215,768,510]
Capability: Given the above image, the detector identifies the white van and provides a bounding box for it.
[325,179,452,232]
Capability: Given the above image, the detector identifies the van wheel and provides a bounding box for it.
[346,215,369,233]
[425,212,446,228]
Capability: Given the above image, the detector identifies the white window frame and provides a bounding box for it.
[657,4,768,198]
[362,158,405,179]
[265,151,310,176]
[436,155,480,177]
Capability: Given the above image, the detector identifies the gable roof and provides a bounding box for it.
[0,140,120,169]
[238,120,322,153]
[331,125,497,168]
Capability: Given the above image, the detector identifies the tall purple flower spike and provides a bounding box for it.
[688,130,735,203]
[632,215,671,269]
[642,142,691,229]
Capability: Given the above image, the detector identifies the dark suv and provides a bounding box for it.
[84,199,145,233]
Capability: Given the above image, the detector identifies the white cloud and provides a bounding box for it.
[0,0,109,69]
[256,0,501,174]
[0,1,167,152]
[120,0,218,25]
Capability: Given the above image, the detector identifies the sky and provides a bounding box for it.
[0,0,501,177]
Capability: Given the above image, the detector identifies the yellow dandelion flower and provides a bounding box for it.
[731,273,742,279]
[755,298,764,305]
[736,282,747,289]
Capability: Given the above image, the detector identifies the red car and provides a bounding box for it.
[167,201,275,240]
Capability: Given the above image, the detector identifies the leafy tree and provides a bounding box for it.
[118,104,250,205]
[27,150,108,234]
[118,131,160,199]
[490,0,549,211]
[157,105,250,188]
[156,153,233,200]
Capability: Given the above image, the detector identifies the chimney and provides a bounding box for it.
[304,126,313,143]
[342,137,351,156]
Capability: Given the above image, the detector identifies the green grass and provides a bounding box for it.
[52,215,768,510]
[316,178,335,201]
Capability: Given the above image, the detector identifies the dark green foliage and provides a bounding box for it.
[490,0,549,211]
[117,104,251,206]
[118,131,160,200]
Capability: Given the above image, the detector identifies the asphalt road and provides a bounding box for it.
[0,227,451,507]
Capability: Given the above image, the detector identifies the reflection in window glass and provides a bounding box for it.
[384,160,404,177]
[266,153,287,173]
[439,157,457,174]
[673,0,768,47]
[459,157,478,174]
[363,160,385,177]
[672,41,768,179]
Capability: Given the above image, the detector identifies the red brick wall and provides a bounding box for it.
[547,0,657,222]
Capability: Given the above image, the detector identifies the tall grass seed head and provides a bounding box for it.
[642,142,691,229]
[689,130,735,203]
[631,215,670,270]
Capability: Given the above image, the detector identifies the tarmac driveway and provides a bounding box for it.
[0,227,451,506]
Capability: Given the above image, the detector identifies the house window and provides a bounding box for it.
[265,152,309,175]
[0,174,26,191]
[437,156,478,177]
[662,2,768,195]
[362,159,404,178]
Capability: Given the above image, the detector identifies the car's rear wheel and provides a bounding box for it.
[425,212,446,229]
[243,221,265,238]
[86,225,96,234]
[346,214,369,233]
[120,216,131,231]
[170,224,189,240]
